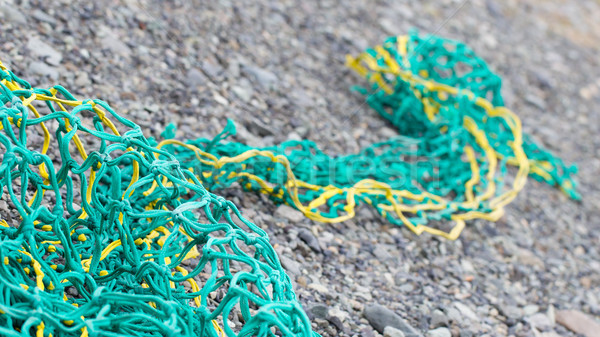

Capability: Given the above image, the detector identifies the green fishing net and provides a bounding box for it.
[0,62,314,336]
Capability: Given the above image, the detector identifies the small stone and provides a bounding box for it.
[363,304,422,336]
[460,329,474,337]
[580,276,592,289]
[213,92,229,106]
[287,132,301,141]
[327,315,345,331]
[373,245,392,260]
[0,5,26,24]
[201,60,223,79]
[27,37,62,66]
[32,9,58,25]
[523,304,539,316]
[74,72,89,87]
[231,85,253,102]
[307,282,329,294]
[547,305,556,326]
[29,62,59,80]
[527,312,553,331]
[524,94,547,111]
[275,204,304,223]
[242,65,278,90]
[516,248,545,268]
[446,307,462,324]
[186,68,206,87]
[101,33,131,57]
[120,92,137,100]
[298,228,321,253]
[426,327,451,337]
[500,305,523,321]
[453,302,479,322]
[384,326,406,337]
[556,310,600,337]
[398,283,414,293]
[308,304,329,319]
[279,255,301,277]
[329,307,350,323]
[430,309,449,328]
[248,119,274,137]
[482,34,498,49]
[296,276,308,288]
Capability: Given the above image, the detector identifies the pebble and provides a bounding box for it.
[500,305,523,322]
[384,326,406,337]
[523,304,539,316]
[445,306,462,325]
[363,304,422,336]
[31,9,57,25]
[555,310,600,337]
[308,304,329,319]
[279,254,301,276]
[0,200,8,212]
[425,327,451,337]
[527,312,553,331]
[231,85,253,102]
[430,309,449,328]
[307,282,329,294]
[29,61,59,79]
[26,37,62,66]
[452,302,478,322]
[74,72,89,87]
[242,64,278,90]
[298,228,322,253]
[100,30,131,57]
[0,5,26,24]
[186,68,206,87]
[275,204,304,223]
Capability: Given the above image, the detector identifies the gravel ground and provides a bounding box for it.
[1,0,599,336]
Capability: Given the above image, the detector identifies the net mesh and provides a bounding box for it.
[0,64,313,336]
[0,31,577,337]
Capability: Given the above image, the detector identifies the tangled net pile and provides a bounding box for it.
[163,31,578,240]
[0,65,312,335]
[0,31,577,337]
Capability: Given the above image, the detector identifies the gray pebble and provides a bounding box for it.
[27,37,62,66]
[298,228,322,253]
[430,310,449,328]
[426,327,451,337]
[309,304,329,320]
[186,68,207,88]
[274,204,304,223]
[364,304,422,336]
[384,326,406,337]
[31,9,57,25]
[242,64,278,90]
[29,61,59,79]
[279,255,301,277]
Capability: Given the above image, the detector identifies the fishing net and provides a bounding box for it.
[161,31,578,240]
[0,63,314,336]
[0,31,577,337]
